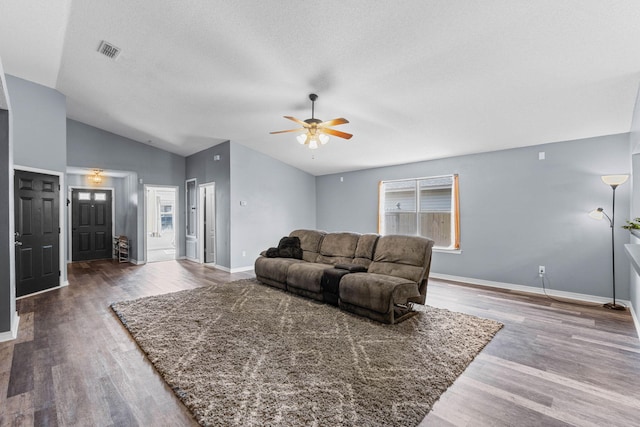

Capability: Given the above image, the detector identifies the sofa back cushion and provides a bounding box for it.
[317,232,360,265]
[368,235,434,282]
[352,234,380,268]
[289,229,326,262]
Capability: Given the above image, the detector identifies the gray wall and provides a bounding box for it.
[7,75,66,171]
[317,134,631,299]
[0,109,10,332]
[67,119,186,262]
[186,142,231,268]
[229,142,316,269]
[185,141,317,270]
[6,75,67,286]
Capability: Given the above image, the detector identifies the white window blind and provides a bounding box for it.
[379,174,459,249]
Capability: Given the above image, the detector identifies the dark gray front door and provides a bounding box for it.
[72,189,112,261]
[14,170,60,297]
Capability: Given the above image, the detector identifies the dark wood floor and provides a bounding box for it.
[1,260,639,426]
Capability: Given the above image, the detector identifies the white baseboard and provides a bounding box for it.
[431,272,639,338]
[207,264,253,274]
[0,312,20,343]
[16,284,66,300]
[231,265,254,273]
[430,272,632,307]
[630,304,640,339]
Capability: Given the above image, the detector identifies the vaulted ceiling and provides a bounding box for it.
[1,1,640,175]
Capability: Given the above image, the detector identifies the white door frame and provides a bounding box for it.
[144,185,178,263]
[14,165,66,288]
[185,178,198,261]
[198,182,216,264]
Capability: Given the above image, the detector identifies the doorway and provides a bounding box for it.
[14,170,61,297]
[198,183,216,264]
[145,186,177,263]
[71,188,113,261]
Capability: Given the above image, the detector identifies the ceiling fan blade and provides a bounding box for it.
[319,118,349,127]
[320,128,353,139]
[270,128,305,134]
[284,116,309,127]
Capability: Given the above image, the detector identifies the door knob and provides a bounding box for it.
[15,241,22,246]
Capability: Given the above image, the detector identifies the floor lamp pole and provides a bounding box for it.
[604,185,625,310]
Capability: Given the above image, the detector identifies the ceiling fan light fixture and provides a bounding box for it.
[270,93,352,149]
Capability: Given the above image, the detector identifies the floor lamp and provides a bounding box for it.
[589,174,629,310]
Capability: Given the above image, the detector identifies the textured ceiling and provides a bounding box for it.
[1,1,640,175]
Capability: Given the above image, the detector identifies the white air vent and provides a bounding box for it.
[97,41,121,60]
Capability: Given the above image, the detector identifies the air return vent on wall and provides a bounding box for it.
[97,40,121,60]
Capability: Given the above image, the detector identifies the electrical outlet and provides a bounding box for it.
[538,265,545,275]
[242,251,246,257]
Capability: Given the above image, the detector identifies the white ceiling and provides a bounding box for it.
[1,1,640,176]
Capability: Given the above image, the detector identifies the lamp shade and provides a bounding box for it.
[588,208,604,220]
[296,134,307,144]
[601,175,629,187]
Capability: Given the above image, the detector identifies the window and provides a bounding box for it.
[378,174,459,249]
[94,193,107,201]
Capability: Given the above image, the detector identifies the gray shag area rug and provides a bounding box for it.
[111,279,502,427]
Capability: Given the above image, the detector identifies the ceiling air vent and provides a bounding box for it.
[97,41,121,60]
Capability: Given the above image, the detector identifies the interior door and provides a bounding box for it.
[185,179,197,260]
[14,170,60,297]
[72,189,112,261]
[204,184,216,263]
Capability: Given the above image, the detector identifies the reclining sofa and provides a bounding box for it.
[254,229,435,324]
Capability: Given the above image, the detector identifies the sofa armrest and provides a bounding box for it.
[334,263,367,273]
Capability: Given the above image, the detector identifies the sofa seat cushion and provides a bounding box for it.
[255,256,304,283]
[339,273,420,314]
[286,262,329,293]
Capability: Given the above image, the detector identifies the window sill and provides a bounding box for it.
[433,248,462,254]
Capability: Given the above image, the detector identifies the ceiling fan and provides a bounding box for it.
[270,93,352,149]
